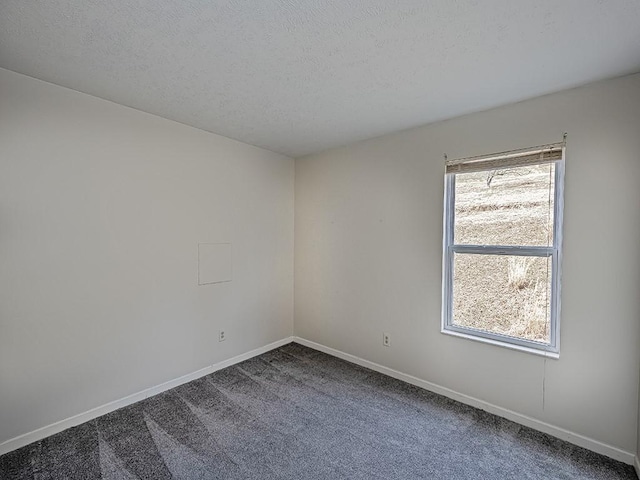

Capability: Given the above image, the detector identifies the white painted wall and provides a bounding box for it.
[637,360,640,471]
[0,68,294,445]
[295,73,640,457]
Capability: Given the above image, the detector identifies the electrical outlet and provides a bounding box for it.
[383,333,391,347]
[219,330,226,342]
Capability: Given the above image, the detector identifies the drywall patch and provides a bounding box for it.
[198,243,232,285]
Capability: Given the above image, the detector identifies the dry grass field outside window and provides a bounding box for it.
[452,164,555,343]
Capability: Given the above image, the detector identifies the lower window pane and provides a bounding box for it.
[452,253,552,344]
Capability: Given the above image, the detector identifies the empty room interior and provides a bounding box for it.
[1,1,640,479]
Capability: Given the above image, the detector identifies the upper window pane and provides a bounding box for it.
[454,163,555,246]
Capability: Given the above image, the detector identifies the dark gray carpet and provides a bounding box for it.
[1,343,636,479]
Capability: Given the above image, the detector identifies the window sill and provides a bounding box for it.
[441,328,560,359]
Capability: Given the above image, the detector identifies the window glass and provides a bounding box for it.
[454,163,555,246]
[452,253,552,344]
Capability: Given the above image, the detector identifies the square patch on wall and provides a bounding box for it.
[198,243,232,285]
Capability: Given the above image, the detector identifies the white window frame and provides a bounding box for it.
[441,144,565,357]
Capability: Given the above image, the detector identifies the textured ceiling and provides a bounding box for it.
[1,1,640,157]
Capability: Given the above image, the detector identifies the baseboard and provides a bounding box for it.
[3,335,635,467]
[293,336,636,465]
[0,336,294,457]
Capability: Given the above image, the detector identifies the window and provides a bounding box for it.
[442,142,565,356]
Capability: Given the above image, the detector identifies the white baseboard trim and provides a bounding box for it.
[634,456,639,479]
[293,336,636,465]
[0,337,294,457]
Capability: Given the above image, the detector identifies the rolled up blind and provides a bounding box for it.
[446,143,564,175]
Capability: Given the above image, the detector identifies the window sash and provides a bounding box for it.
[444,248,559,350]
[441,151,564,355]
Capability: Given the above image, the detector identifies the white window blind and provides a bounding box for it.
[446,143,563,175]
